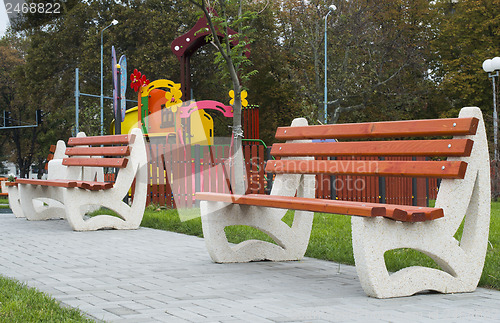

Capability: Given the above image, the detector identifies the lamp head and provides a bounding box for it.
[492,57,500,71]
[329,5,337,11]
[483,59,493,73]
[112,19,119,25]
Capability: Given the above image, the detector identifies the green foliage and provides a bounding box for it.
[0,276,95,322]
[3,0,500,166]
[431,0,500,150]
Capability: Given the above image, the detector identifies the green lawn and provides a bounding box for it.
[140,201,500,291]
[0,276,95,322]
[0,198,8,204]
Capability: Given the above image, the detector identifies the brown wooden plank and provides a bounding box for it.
[163,145,175,208]
[5,182,18,187]
[195,192,385,218]
[195,192,444,222]
[186,145,193,208]
[76,181,114,191]
[16,178,78,188]
[275,117,479,140]
[65,146,130,157]
[258,145,265,194]
[146,143,153,206]
[67,134,135,146]
[151,143,159,205]
[62,157,128,168]
[203,146,210,192]
[271,139,473,157]
[244,145,251,194]
[266,160,468,179]
[385,204,443,221]
[158,144,166,207]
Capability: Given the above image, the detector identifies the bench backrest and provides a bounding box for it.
[64,134,134,168]
[60,128,147,198]
[267,117,479,179]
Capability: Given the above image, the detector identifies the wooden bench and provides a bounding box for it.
[196,107,491,298]
[15,128,147,231]
[5,140,100,219]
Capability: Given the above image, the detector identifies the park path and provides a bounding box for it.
[1,213,499,322]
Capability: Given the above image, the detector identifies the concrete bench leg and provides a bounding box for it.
[201,118,315,263]
[63,140,148,231]
[18,185,66,220]
[6,185,24,218]
[352,107,491,298]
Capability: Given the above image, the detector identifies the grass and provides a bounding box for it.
[0,276,95,322]
[139,201,500,291]
[0,198,8,204]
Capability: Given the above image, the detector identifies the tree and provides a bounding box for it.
[0,37,43,178]
[188,0,256,194]
[275,0,438,124]
[432,0,500,120]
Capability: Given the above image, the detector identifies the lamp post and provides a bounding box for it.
[483,57,500,160]
[100,19,118,135]
[323,5,336,124]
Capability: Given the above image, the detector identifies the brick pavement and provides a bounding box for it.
[1,213,499,322]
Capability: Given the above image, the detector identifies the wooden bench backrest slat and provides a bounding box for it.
[266,160,468,179]
[62,158,128,168]
[271,139,473,157]
[275,117,479,140]
[67,134,134,146]
[65,146,131,157]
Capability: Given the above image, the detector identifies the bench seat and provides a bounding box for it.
[16,178,114,191]
[196,192,443,222]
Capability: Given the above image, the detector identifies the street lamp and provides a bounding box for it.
[100,19,118,135]
[483,57,500,160]
[324,4,336,124]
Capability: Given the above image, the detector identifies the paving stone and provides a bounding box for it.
[1,214,500,323]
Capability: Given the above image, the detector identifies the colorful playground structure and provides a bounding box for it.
[111,76,236,145]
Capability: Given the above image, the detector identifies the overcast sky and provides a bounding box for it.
[0,0,9,37]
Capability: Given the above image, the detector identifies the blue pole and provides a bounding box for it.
[75,68,79,133]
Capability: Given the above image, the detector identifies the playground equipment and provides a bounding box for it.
[112,72,235,145]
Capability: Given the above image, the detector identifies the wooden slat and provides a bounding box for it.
[62,157,128,168]
[195,192,443,222]
[196,192,385,218]
[5,182,18,187]
[65,146,130,157]
[266,160,468,179]
[67,134,134,146]
[384,204,443,221]
[275,117,479,140]
[271,139,473,157]
[15,179,113,190]
[16,179,78,188]
[76,181,114,191]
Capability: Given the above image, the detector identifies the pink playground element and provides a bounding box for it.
[179,100,234,118]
